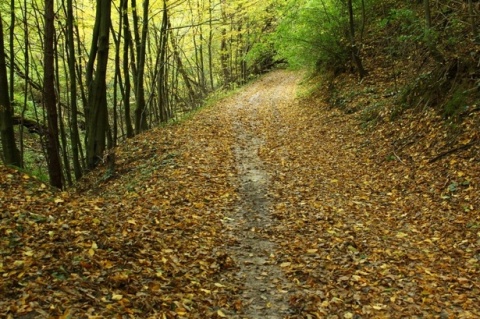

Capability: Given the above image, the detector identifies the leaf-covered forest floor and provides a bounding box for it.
[1,69,480,318]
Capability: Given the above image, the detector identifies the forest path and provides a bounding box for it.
[217,69,480,318]
[219,71,301,318]
[2,70,479,318]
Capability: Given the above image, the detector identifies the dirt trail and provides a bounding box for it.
[2,68,479,318]
[220,72,301,318]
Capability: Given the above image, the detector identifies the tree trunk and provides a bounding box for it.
[170,30,196,107]
[347,0,367,79]
[134,0,150,134]
[220,8,231,88]
[122,0,134,138]
[157,1,170,123]
[9,0,15,100]
[43,0,63,188]
[65,0,83,180]
[0,13,21,167]
[85,0,111,170]
[131,0,148,134]
[208,0,215,91]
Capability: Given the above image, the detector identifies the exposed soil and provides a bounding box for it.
[221,72,302,318]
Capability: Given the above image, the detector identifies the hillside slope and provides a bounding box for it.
[1,70,479,318]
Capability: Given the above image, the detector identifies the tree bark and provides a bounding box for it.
[157,1,170,122]
[220,0,231,88]
[134,0,150,134]
[170,31,196,107]
[347,0,367,79]
[208,0,214,90]
[85,0,111,170]
[122,0,134,138]
[65,0,83,180]
[0,13,21,167]
[43,0,63,188]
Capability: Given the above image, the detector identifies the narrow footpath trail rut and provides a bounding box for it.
[220,72,301,318]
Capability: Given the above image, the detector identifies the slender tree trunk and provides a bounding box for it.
[121,0,134,138]
[347,0,367,79]
[20,0,30,167]
[56,38,72,186]
[197,0,207,93]
[134,0,150,134]
[110,5,123,145]
[0,13,21,167]
[85,0,111,170]
[208,0,215,90]
[170,31,196,107]
[43,0,63,188]
[157,1,170,122]
[75,22,88,122]
[219,0,234,88]
[65,0,83,180]
[220,14,231,87]
[9,0,15,100]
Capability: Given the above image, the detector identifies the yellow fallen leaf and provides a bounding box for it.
[217,310,227,317]
[373,304,385,310]
[280,262,291,268]
[24,250,34,257]
[193,202,205,209]
[396,232,408,238]
[111,293,123,301]
[214,283,226,288]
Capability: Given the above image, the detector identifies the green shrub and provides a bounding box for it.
[443,86,467,119]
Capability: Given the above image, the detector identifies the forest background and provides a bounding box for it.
[0,0,479,188]
[1,0,479,317]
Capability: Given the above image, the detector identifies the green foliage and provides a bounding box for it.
[379,8,439,57]
[443,86,468,119]
[21,150,49,183]
[245,41,277,72]
[274,0,350,73]
[380,8,419,34]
